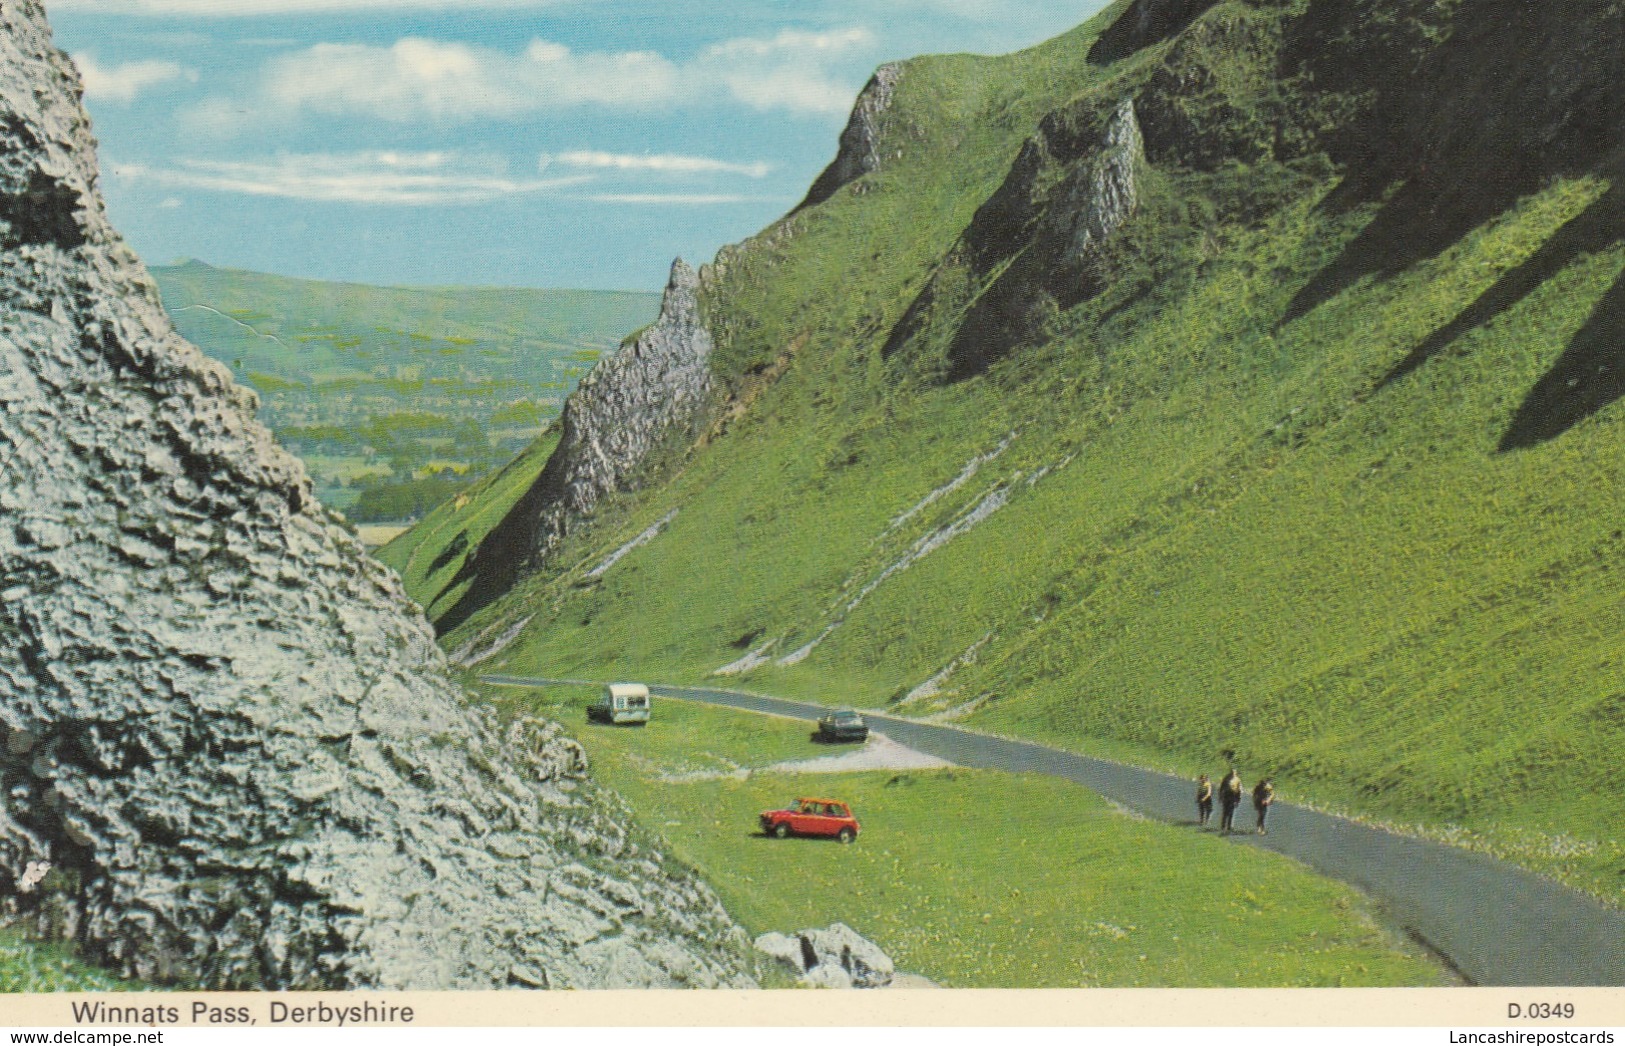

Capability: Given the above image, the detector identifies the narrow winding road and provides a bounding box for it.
[484,674,1625,987]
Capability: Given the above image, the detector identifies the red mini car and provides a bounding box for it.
[759,797,860,843]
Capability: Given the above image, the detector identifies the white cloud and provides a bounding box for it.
[108,150,793,207]
[73,54,197,104]
[888,0,1029,17]
[586,193,776,206]
[258,37,679,122]
[52,0,575,13]
[546,151,772,178]
[199,27,874,126]
[708,66,856,116]
[109,151,588,205]
[698,29,876,115]
[704,27,875,59]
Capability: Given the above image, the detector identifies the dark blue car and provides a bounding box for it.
[817,709,869,743]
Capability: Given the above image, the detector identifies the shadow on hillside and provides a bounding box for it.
[426,530,468,580]
[435,570,495,638]
[1378,182,1625,390]
[1279,0,1623,328]
[1280,160,1539,327]
[1499,271,1625,450]
[1087,0,1221,66]
[435,492,543,637]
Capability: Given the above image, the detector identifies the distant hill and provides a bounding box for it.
[394,0,1625,906]
[151,261,659,521]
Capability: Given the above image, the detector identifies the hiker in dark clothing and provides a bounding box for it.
[1253,778,1275,834]
[1218,769,1243,834]
[1195,774,1214,827]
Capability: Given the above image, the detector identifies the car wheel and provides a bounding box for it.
[773,823,791,839]
[838,827,855,844]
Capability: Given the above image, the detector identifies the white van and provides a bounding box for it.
[588,683,651,725]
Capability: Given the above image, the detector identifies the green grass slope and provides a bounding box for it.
[0,930,140,991]
[407,0,1625,903]
[488,684,1445,987]
[376,429,560,622]
[153,261,657,519]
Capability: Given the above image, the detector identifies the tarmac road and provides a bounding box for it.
[483,674,1625,986]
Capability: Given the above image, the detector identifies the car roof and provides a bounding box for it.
[796,797,847,805]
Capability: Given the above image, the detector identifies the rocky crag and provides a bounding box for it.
[883,94,1147,379]
[797,63,904,212]
[433,56,920,645]
[443,258,715,637]
[753,924,896,990]
[0,0,752,990]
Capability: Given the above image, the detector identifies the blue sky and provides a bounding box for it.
[50,0,1109,291]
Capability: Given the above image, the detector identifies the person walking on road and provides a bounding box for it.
[1252,777,1275,834]
[1195,774,1214,827]
[1218,769,1243,834]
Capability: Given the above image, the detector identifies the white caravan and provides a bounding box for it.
[588,683,652,725]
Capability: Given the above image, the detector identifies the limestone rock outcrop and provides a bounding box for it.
[530,257,713,538]
[882,96,1147,379]
[1049,99,1145,268]
[448,258,714,633]
[0,0,752,990]
[446,62,909,639]
[754,924,895,989]
[797,63,904,212]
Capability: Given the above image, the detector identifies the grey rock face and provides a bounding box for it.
[450,258,714,634]
[883,94,1146,379]
[543,257,714,537]
[1050,99,1145,267]
[798,63,904,211]
[0,0,751,990]
[754,924,895,989]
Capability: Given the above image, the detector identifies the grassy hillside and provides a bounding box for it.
[406,0,1625,905]
[153,262,658,521]
[0,930,139,991]
[487,684,1445,987]
[377,430,560,623]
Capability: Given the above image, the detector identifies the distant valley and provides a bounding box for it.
[152,261,659,529]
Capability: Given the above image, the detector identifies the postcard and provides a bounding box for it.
[1,0,1621,1032]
